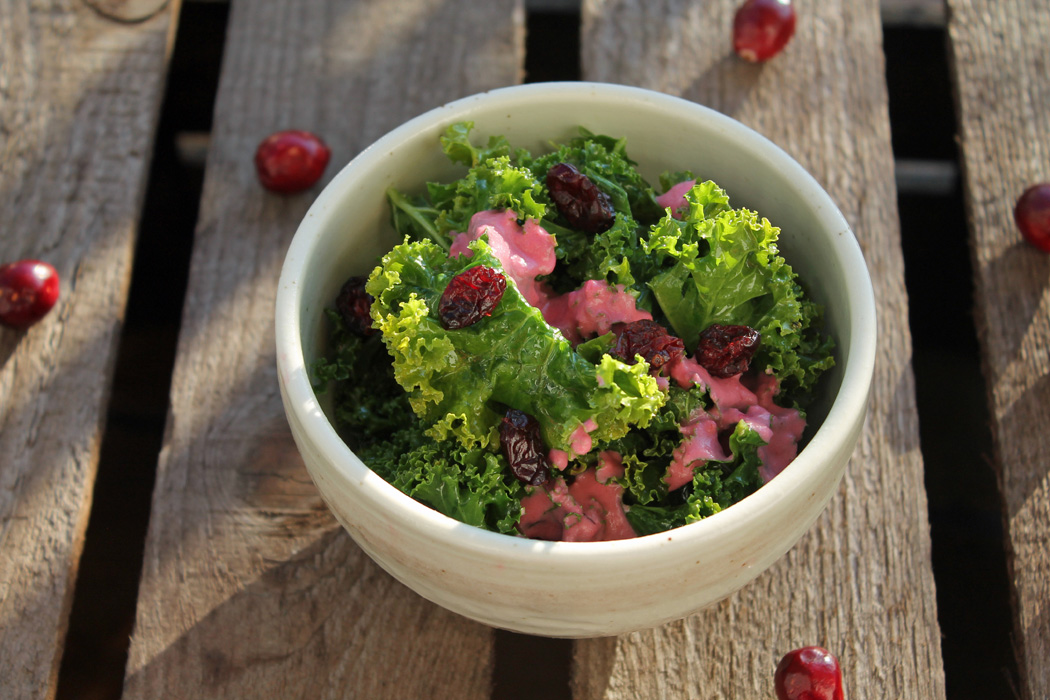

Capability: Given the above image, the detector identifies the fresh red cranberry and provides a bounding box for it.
[733,0,797,63]
[695,324,761,378]
[774,646,844,700]
[254,129,331,193]
[335,275,375,336]
[546,162,616,233]
[438,265,507,330]
[0,260,60,330]
[500,409,550,486]
[610,319,685,373]
[1015,183,1050,253]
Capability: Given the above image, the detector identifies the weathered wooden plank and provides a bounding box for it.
[945,1,1050,697]
[0,2,176,698]
[123,0,523,697]
[574,0,945,697]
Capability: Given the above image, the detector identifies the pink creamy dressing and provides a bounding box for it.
[666,355,807,484]
[541,280,651,345]
[656,179,696,219]
[665,413,726,491]
[548,418,599,470]
[518,451,635,542]
[450,210,649,344]
[449,209,556,308]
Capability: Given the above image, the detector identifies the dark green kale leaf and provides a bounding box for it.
[517,128,667,293]
[522,128,665,225]
[439,120,514,167]
[624,421,766,536]
[311,308,412,451]
[387,189,448,252]
[360,423,524,535]
[607,385,709,507]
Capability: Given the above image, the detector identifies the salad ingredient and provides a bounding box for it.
[610,319,685,373]
[318,123,834,541]
[774,646,844,700]
[519,454,635,541]
[438,265,507,329]
[733,0,797,63]
[254,129,330,193]
[363,426,524,534]
[0,260,60,330]
[541,279,652,345]
[546,162,616,233]
[450,210,556,309]
[336,275,376,336]
[1015,182,1050,253]
[696,323,761,378]
[500,409,552,485]
[312,309,411,446]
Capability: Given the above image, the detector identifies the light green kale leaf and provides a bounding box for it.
[386,122,547,251]
[439,120,514,167]
[427,155,547,238]
[644,181,833,397]
[366,237,666,452]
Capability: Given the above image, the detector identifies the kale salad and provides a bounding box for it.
[313,122,834,541]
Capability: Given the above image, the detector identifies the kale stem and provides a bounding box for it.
[386,187,449,252]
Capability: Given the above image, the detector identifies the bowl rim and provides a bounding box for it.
[275,81,877,564]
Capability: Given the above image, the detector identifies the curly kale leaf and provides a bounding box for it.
[439,120,514,167]
[366,236,666,452]
[603,385,709,506]
[387,123,547,251]
[624,421,766,536]
[522,127,665,225]
[644,180,834,398]
[428,155,547,237]
[360,423,523,535]
[311,309,411,450]
[518,128,667,293]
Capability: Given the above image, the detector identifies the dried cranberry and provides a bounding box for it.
[546,162,615,233]
[438,265,507,330]
[254,129,331,193]
[0,260,60,330]
[774,646,844,700]
[695,324,761,378]
[335,275,375,336]
[500,409,550,486]
[610,319,685,373]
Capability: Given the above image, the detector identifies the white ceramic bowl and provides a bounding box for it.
[275,82,876,637]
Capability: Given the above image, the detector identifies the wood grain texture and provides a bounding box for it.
[123,0,523,697]
[946,1,1050,697]
[574,0,946,697]
[0,2,176,698]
